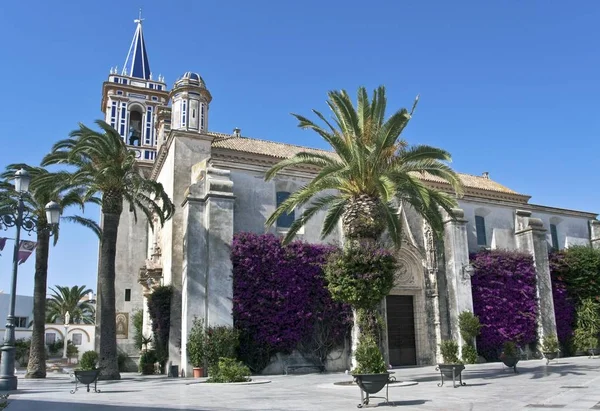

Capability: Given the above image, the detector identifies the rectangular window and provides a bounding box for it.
[550,224,559,250]
[157,85,162,91]
[145,106,153,145]
[113,77,119,83]
[276,192,295,228]
[182,101,187,127]
[475,215,487,246]
[15,317,28,328]
[45,333,56,345]
[122,79,128,85]
[125,289,131,301]
[200,104,205,130]
[149,84,154,89]
[72,333,82,346]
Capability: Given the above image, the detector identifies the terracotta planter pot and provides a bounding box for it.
[193,367,204,378]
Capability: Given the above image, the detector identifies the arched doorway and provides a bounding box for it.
[383,246,428,366]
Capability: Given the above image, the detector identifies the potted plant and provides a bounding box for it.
[499,341,519,373]
[540,335,560,364]
[324,243,396,408]
[187,317,207,378]
[71,350,101,394]
[139,349,157,375]
[436,340,465,387]
[458,311,480,364]
[352,334,390,394]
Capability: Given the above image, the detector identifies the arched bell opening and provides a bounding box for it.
[128,107,144,146]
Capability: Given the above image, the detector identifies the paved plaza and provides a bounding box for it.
[3,356,600,410]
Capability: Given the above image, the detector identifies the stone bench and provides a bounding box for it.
[283,357,325,375]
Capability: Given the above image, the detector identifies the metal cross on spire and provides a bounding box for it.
[122,9,151,79]
[134,8,144,25]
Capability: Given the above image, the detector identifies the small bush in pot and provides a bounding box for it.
[187,317,207,377]
[79,350,99,371]
[500,341,519,372]
[458,311,481,364]
[73,350,101,393]
[540,335,560,363]
[139,350,157,375]
[440,340,461,364]
[353,336,387,375]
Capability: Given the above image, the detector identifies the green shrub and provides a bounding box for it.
[15,338,30,365]
[47,338,62,355]
[139,350,157,375]
[207,357,251,383]
[117,352,129,371]
[439,340,460,364]
[461,344,478,364]
[573,297,600,352]
[353,336,386,374]
[187,317,207,368]
[458,311,481,345]
[67,341,79,359]
[324,244,396,310]
[132,310,144,351]
[79,351,98,371]
[205,325,239,368]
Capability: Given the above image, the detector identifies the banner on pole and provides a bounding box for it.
[17,241,37,265]
[0,238,6,252]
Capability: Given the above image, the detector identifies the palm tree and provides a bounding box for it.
[0,165,100,379]
[266,86,463,246]
[46,285,95,325]
[42,120,175,380]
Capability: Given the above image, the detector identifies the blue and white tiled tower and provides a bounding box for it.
[100,13,168,163]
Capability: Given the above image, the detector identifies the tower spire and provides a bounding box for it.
[122,10,151,79]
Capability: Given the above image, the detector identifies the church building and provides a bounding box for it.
[101,17,600,374]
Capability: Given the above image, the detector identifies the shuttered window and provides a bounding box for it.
[276,192,294,228]
[550,224,559,250]
[475,215,487,246]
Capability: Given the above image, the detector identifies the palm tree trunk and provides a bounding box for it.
[25,231,49,378]
[97,211,121,380]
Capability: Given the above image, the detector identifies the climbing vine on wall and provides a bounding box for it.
[147,285,172,369]
[470,250,538,361]
[231,232,352,372]
[549,252,576,350]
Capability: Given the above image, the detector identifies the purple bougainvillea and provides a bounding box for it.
[549,252,576,348]
[231,232,351,371]
[471,250,538,360]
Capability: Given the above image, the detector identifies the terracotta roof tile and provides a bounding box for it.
[209,134,522,196]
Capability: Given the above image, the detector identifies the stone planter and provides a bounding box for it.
[501,355,519,373]
[352,373,394,408]
[436,364,466,388]
[71,369,101,394]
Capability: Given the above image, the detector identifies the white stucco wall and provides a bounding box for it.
[228,169,341,244]
[459,198,593,253]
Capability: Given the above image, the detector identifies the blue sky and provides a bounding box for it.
[0,0,599,296]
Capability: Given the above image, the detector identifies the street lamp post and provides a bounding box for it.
[62,311,70,361]
[0,169,61,391]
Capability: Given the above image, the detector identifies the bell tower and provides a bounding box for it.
[100,13,169,162]
[170,72,212,133]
